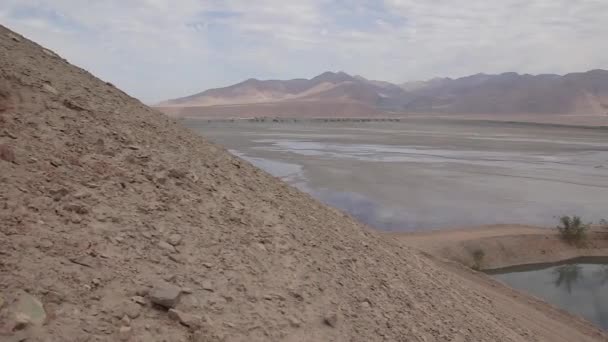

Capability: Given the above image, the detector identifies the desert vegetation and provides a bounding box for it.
[556,215,589,245]
[471,248,485,270]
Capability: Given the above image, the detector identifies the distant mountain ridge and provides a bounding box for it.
[157,69,608,118]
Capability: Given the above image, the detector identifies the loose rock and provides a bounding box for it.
[323,313,338,328]
[168,308,202,328]
[12,291,47,329]
[123,301,141,319]
[131,296,147,305]
[167,233,182,246]
[7,32,20,42]
[118,326,132,341]
[149,283,181,309]
[158,241,176,253]
[0,144,16,163]
[201,280,214,292]
[42,84,59,95]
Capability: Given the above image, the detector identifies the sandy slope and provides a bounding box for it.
[0,26,606,341]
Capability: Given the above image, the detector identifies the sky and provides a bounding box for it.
[2,0,608,103]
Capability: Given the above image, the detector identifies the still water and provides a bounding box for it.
[490,259,608,330]
[189,119,608,231]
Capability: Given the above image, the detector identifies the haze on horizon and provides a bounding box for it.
[2,0,607,103]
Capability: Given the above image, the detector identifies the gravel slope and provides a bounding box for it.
[0,25,606,342]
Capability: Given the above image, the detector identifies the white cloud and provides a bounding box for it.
[2,0,607,102]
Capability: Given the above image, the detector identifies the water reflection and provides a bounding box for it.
[492,259,608,330]
[310,189,413,231]
[553,265,583,294]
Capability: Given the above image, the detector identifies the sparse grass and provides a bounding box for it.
[471,249,485,270]
[556,215,589,246]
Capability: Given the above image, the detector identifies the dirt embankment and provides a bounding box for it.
[392,225,608,270]
[1,25,607,341]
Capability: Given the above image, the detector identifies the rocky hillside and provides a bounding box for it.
[0,25,606,341]
[158,70,608,118]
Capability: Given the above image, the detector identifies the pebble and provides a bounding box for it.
[201,280,214,292]
[131,296,147,305]
[287,316,301,328]
[158,241,176,253]
[118,326,132,341]
[0,144,16,163]
[167,233,183,246]
[42,84,59,95]
[42,48,56,57]
[3,130,17,139]
[324,313,338,328]
[7,33,20,42]
[39,239,54,249]
[149,283,181,309]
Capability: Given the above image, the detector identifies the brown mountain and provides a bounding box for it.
[156,72,406,118]
[403,70,608,115]
[157,70,608,118]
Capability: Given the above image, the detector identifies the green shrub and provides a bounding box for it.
[471,249,485,270]
[556,215,589,245]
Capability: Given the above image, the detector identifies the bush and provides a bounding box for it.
[600,219,608,229]
[471,249,485,270]
[556,215,589,245]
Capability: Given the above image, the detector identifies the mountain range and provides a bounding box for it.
[156,70,608,119]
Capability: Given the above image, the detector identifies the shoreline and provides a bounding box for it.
[389,224,608,271]
[178,115,608,129]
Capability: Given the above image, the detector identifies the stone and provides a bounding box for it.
[42,48,56,57]
[131,296,147,305]
[135,287,149,297]
[158,241,175,253]
[3,130,17,139]
[13,292,46,329]
[168,309,202,328]
[287,316,301,328]
[121,315,131,325]
[167,233,182,246]
[0,144,16,163]
[123,302,141,319]
[323,313,338,328]
[118,326,132,341]
[167,169,187,179]
[7,33,21,42]
[42,84,59,95]
[39,239,54,249]
[201,280,214,292]
[149,284,181,309]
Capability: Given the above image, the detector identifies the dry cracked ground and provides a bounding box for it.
[0,25,606,342]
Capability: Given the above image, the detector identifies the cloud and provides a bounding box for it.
[2,0,607,102]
